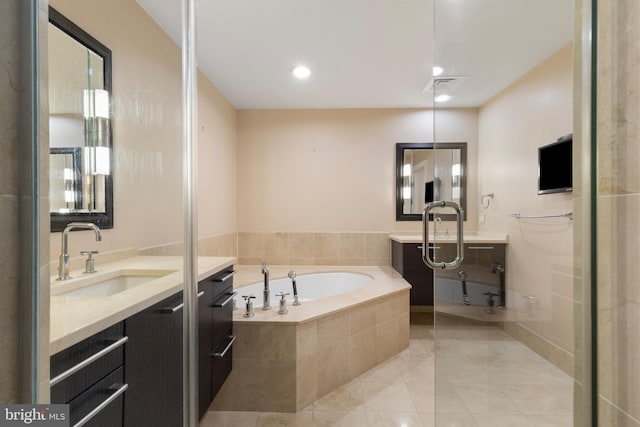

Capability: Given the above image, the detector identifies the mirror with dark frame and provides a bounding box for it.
[49,7,113,232]
[395,142,467,221]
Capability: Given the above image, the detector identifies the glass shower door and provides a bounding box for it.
[429,0,592,425]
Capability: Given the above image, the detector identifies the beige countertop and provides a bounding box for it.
[50,255,235,355]
[388,232,508,244]
[231,265,411,325]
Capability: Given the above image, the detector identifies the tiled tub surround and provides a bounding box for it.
[138,232,239,258]
[210,265,411,412]
[92,231,390,266]
[238,232,391,266]
[49,255,235,354]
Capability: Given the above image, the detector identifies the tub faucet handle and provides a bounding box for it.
[242,295,256,318]
[276,292,290,315]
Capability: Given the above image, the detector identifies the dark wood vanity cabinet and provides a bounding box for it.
[436,243,506,284]
[392,241,434,306]
[50,322,126,427]
[198,268,236,419]
[435,243,506,306]
[123,267,236,425]
[52,267,236,426]
[392,240,507,307]
[124,292,184,427]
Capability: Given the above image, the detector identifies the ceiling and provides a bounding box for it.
[136,0,573,109]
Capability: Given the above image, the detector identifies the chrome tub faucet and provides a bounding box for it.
[57,222,102,280]
[288,270,300,306]
[261,262,271,310]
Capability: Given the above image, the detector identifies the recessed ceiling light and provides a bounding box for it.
[435,94,451,103]
[432,66,444,77]
[292,65,311,80]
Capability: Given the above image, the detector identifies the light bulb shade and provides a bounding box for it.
[84,146,111,175]
[63,167,74,181]
[451,163,461,176]
[403,163,412,177]
[83,89,110,119]
[64,190,76,203]
[83,89,93,118]
[402,186,411,200]
[452,187,461,199]
[94,89,110,119]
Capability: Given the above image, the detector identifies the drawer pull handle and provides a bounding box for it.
[211,335,237,359]
[162,291,205,313]
[213,270,237,283]
[468,246,494,250]
[50,337,128,387]
[417,246,441,250]
[73,383,128,427]
[213,291,238,308]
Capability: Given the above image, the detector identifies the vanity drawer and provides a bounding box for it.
[68,366,126,427]
[51,322,126,404]
[211,335,234,398]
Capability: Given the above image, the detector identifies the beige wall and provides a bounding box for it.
[596,0,640,424]
[48,0,237,263]
[478,44,574,371]
[237,108,478,233]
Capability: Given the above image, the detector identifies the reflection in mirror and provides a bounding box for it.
[396,142,467,221]
[50,147,83,211]
[49,7,113,232]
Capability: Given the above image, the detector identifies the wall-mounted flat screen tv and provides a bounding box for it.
[538,134,572,195]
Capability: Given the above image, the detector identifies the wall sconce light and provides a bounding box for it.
[403,163,412,177]
[63,167,73,181]
[84,146,111,176]
[84,89,110,119]
[64,189,76,203]
[83,88,111,176]
[451,163,461,177]
[402,186,411,200]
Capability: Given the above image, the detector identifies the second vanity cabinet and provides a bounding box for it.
[391,241,434,306]
[392,239,507,307]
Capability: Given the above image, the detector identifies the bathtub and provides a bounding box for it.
[235,271,373,306]
[211,265,411,413]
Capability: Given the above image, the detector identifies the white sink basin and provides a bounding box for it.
[54,269,176,297]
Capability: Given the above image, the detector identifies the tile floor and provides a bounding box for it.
[200,319,573,427]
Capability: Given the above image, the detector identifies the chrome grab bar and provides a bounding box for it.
[73,383,128,427]
[422,201,464,270]
[50,337,128,387]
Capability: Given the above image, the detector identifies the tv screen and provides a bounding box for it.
[538,134,572,195]
[425,181,434,203]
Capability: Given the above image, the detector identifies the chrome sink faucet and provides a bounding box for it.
[58,222,102,280]
[261,262,271,310]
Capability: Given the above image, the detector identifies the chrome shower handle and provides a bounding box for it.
[422,201,464,270]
